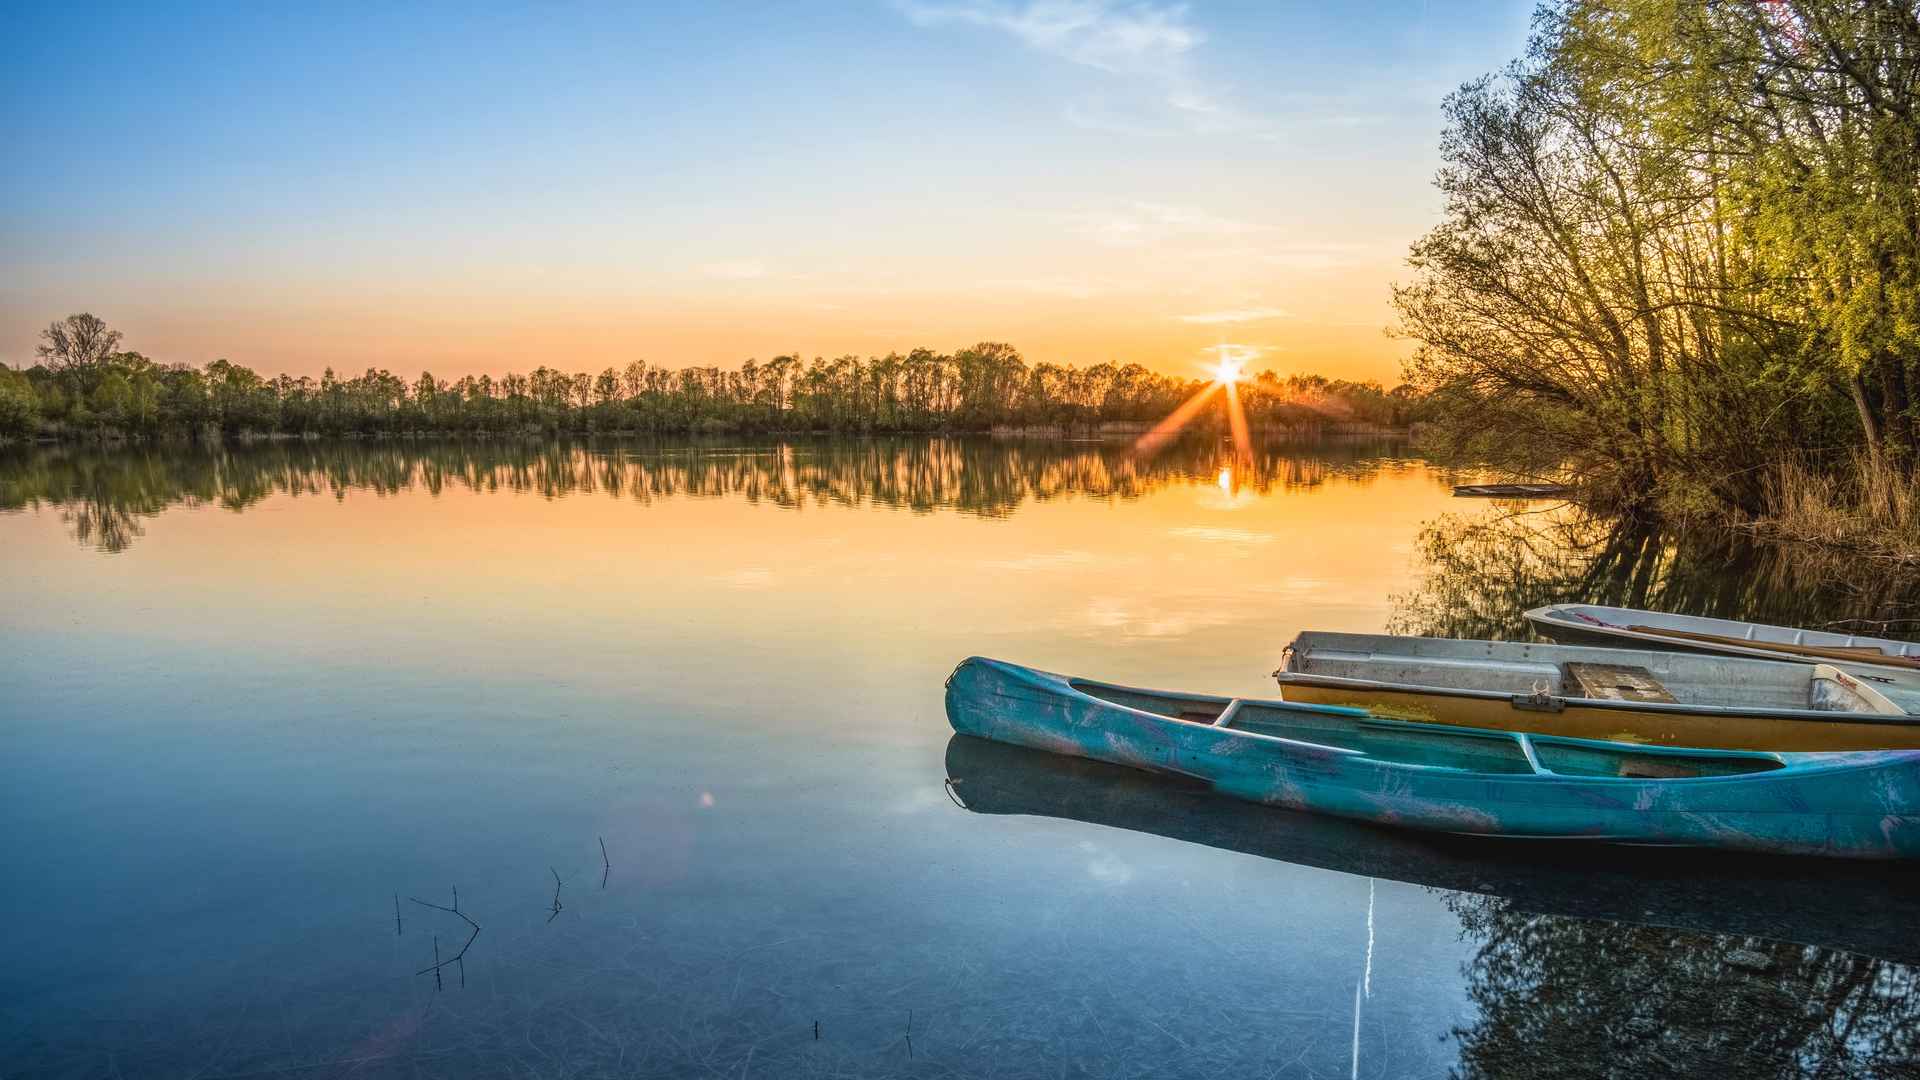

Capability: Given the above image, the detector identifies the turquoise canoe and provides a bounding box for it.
[944,657,1920,859]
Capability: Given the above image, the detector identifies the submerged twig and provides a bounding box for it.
[599,836,610,889]
[408,892,482,988]
[548,866,564,923]
[394,893,402,936]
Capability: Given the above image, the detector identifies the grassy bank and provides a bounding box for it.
[1745,457,1920,564]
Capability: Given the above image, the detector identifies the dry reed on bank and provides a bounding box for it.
[1750,456,1920,563]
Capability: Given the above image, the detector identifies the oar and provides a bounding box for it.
[1627,625,1920,670]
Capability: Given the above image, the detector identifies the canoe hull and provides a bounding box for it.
[945,657,1920,858]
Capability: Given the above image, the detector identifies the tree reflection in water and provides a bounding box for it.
[0,436,1408,553]
[1391,508,1920,642]
[1448,895,1920,1079]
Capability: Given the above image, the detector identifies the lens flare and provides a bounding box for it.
[1135,345,1256,462]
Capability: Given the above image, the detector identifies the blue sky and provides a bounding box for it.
[1,2,1536,380]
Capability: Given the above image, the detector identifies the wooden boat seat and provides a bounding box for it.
[1303,650,1565,693]
[1561,663,1678,704]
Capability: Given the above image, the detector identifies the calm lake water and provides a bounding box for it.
[3,438,1917,1079]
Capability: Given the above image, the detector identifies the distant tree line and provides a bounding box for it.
[1397,0,1920,527]
[0,314,1420,441]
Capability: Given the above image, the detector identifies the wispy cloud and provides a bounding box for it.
[1197,342,1269,368]
[897,1,1201,74]
[897,1,1247,132]
[698,259,770,280]
[1256,242,1390,272]
[984,277,1107,300]
[1177,306,1291,325]
[1071,201,1267,247]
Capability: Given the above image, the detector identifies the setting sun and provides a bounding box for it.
[1211,357,1245,384]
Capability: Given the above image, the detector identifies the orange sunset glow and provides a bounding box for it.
[1,4,1535,384]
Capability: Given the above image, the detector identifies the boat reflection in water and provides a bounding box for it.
[943,733,1920,962]
[944,734,1920,1075]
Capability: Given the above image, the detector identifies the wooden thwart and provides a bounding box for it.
[1563,663,1679,704]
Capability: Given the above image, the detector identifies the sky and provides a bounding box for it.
[0,2,1535,385]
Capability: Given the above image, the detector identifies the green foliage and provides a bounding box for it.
[0,367,37,437]
[89,371,133,425]
[1399,0,1920,513]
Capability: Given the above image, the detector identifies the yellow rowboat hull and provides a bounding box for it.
[1276,682,1920,753]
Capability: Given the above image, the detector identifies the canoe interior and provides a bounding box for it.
[1279,633,1920,716]
[1070,680,1784,780]
[1531,604,1920,662]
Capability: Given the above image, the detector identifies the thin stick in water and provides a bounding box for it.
[408,893,482,985]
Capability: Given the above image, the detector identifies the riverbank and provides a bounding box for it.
[1739,458,1920,565]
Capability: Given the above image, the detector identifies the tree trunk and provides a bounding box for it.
[1850,371,1884,470]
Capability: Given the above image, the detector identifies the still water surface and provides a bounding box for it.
[2,438,1917,1078]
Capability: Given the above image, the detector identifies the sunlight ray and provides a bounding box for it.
[1224,379,1253,463]
[1133,381,1221,458]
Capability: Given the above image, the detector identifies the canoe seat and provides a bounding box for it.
[1562,663,1678,704]
[1304,650,1564,693]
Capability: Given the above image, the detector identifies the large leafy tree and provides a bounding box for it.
[1398,0,1920,514]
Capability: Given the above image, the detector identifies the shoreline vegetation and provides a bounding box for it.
[1395,1,1920,563]
[0,320,1416,445]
